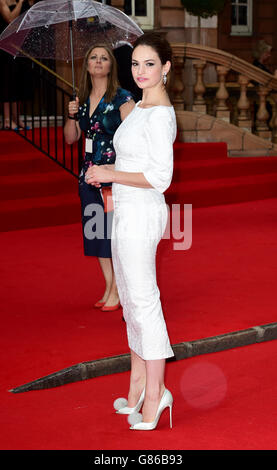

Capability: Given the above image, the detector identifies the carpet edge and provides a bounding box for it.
[10,323,277,393]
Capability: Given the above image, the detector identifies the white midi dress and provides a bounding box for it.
[111,102,177,360]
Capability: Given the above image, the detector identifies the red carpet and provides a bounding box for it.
[1,341,277,450]
[1,200,276,376]
[0,130,80,231]
[1,130,277,450]
[166,141,277,207]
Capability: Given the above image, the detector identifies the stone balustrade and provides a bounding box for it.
[170,43,277,145]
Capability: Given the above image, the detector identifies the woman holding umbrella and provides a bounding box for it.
[64,44,135,311]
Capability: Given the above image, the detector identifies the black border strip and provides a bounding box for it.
[10,322,277,393]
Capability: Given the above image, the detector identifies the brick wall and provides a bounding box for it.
[218,0,277,71]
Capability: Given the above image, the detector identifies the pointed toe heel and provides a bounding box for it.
[129,389,173,431]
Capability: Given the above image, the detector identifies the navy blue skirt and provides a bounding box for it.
[79,174,113,258]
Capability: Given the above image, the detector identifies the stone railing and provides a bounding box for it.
[170,43,277,144]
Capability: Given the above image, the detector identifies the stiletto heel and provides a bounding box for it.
[128,389,173,431]
[113,388,145,415]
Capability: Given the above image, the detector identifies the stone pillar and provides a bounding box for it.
[184,12,218,109]
[171,44,186,110]
[237,74,252,131]
[256,85,272,140]
[215,65,230,122]
[192,60,207,114]
[270,92,277,144]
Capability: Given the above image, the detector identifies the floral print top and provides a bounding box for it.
[78,88,133,177]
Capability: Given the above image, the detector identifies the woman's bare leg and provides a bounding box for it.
[12,102,24,128]
[127,350,166,422]
[142,359,166,423]
[4,102,21,129]
[98,257,119,306]
[127,350,146,407]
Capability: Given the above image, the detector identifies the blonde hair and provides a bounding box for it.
[78,43,119,105]
[252,40,272,60]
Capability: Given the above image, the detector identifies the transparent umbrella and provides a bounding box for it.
[0,0,143,96]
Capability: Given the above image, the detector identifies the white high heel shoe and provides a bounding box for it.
[128,389,173,431]
[113,388,145,415]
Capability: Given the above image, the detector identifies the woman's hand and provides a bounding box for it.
[68,97,79,118]
[64,96,81,144]
[85,165,152,189]
[85,165,114,186]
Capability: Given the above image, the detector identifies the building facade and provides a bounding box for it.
[218,0,277,69]
[108,0,277,69]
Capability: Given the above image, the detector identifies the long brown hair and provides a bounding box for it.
[78,43,119,105]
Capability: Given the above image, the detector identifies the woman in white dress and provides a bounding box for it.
[85,33,177,431]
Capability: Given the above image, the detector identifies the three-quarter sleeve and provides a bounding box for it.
[143,108,176,193]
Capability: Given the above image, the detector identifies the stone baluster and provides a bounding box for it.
[215,65,230,122]
[255,85,272,140]
[270,92,277,144]
[192,60,207,114]
[237,74,252,131]
[171,44,186,110]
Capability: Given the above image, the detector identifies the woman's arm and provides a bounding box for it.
[64,118,81,145]
[64,97,82,144]
[119,99,135,121]
[85,165,152,189]
[0,0,24,23]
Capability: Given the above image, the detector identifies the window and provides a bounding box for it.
[124,0,154,30]
[231,0,253,35]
